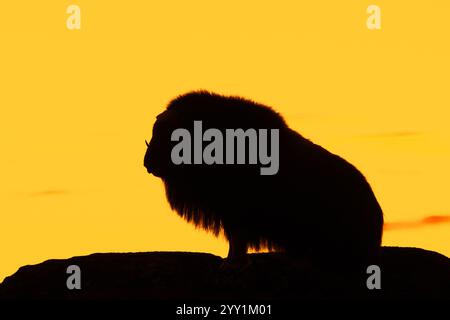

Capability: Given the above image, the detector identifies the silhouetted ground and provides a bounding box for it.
[0,247,448,300]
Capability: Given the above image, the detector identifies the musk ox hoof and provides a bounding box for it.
[220,256,252,274]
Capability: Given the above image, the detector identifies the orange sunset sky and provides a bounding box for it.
[1,1,449,282]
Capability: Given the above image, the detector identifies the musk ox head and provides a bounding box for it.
[144,109,182,178]
[144,91,286,179]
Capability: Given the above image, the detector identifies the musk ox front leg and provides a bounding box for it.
[227,232,248,261]
[221,225,251,271]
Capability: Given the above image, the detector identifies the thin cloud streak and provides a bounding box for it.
[28,190,69,197]
[384,215,450,231]
[359,131,421,139]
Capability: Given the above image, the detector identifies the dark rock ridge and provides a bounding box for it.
[0,247,448,300]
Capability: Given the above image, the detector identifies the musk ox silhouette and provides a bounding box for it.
[144,91,383,266]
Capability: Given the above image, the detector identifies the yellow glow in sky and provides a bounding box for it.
[1,1,449,282]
